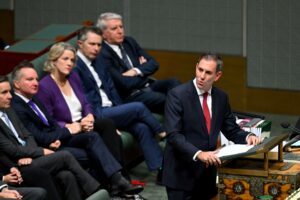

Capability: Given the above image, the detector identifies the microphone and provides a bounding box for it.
[281,122,300,134]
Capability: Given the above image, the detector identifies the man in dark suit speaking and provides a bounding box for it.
[162,53,261,200]
[95,12,180,114]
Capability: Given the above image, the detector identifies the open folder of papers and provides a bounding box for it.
[217,134,289,161]
[216,144,253,159]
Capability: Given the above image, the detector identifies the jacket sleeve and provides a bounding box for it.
[21,117,71,148]
[102,54,148,91]
[127,37,159,76]
[0,152,18,173]
[12,100,71,147]
[220,94,248,144]
[0,127,44,159]
[164,89,200,161]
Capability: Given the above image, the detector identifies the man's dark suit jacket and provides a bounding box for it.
[0,108,44,162]
[11,95,71,148]
[97,36,159,99]
[74,57,122,118]
[162,81,249,191]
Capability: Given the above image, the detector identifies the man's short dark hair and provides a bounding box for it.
[11,60,35,81]
[198,53,223,72]
[77,26,102,41]
[0,75,8,83]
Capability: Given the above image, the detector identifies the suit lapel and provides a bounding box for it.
[5,109,25,140]
[78,58,100,87]
[211,87,218,136]
[0,117,21,145]
[123,42,137,67]
[14,95,45,126]
[0,116,14,136]
[31,97,52,126]
[187,82,209,136]
[77,58,105,104]
[103,42,128,72]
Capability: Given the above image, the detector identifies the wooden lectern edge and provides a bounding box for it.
[218,133,289,177]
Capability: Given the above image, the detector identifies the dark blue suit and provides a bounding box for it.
[97,36,180,114]
[162,81,249,200]
[74,56,163,171]
[11,94,122,180]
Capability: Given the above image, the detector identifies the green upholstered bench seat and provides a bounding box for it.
[85,189,110,200]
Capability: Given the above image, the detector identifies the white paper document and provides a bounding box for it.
[216,144,254,158]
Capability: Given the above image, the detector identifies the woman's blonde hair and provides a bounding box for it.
[44,42,76,72]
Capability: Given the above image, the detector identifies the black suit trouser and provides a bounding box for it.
[20,166,62,200]
[30,151,100,197]
[8,186,47,200]
[166,166,218,200]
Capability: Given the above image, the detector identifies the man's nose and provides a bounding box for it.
[200,72,206,79]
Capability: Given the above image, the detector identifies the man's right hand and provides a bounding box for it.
[0,188,22,199]
[122,69,138,77]
[49,140,61,150]
[197,151,221,166]
[3,173,20,185]
[43,148,54,155]
[5,167,23,185]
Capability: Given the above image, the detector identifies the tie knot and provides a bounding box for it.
[90,60,96,67]
[28,100,34,106]
[203,92,209,99]
[118,44,124,50]
[2,112,7,118]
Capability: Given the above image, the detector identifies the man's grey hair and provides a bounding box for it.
[96,12,122,31]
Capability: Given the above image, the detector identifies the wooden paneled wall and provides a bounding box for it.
[148,50,300,115]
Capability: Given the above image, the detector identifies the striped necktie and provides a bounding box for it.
[118,44,132,69]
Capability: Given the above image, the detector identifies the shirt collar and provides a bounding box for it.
[0,110,5,117]
[15,92,31,103]
[192,78,212,96]
[104,41,120,52]
[77,50,92,67]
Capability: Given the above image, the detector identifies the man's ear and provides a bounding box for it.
[77,40,82,49]
[214,71,222,82]
[13,80,20,90]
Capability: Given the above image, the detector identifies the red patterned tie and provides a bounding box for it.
[202,92,211,134]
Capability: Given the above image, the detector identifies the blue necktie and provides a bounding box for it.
[2,112,26,146]
[28,100,49,126]
[118,45,132,69]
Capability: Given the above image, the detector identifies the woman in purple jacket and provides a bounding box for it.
[36,42,143,196]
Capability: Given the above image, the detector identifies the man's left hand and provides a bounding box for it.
[246,135,261,145]
[122,69,138,77]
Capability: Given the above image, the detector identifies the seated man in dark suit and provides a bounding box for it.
[0,75,109,200]
[10,61,143,197]
[0,153,66,200]
[95,12,180,114]
[0,169,46,200]
[74,26,164,180]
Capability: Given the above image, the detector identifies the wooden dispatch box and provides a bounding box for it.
[218,159,300,200]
